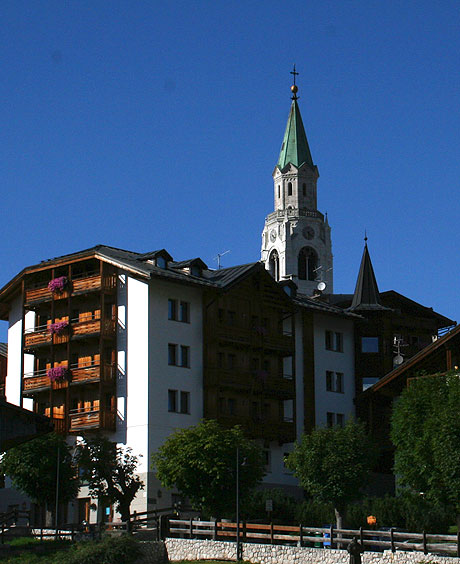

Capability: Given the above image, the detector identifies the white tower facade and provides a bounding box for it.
[261,84,333,295]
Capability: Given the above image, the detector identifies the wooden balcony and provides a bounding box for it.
[209,324,293,352]
[24,329,52,348]
[24,273,117,305]
[23,363,115,393]
[205,368,295,398]
[69,408,115,432]
[216,415,295,443]
[72,318,116,338]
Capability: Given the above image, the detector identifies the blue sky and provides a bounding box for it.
[1,1,460,340]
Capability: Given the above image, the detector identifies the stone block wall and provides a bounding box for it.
[163,538,460,564]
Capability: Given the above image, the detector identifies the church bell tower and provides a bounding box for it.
[261,69,333,295]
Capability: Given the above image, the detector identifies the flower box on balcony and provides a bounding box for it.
[48,276,68,293]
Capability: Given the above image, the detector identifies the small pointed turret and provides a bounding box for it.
[349,238,388,311]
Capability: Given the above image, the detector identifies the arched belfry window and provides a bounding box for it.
[298,247,318,281]
[268,250,280,282]
[287,182,293,196]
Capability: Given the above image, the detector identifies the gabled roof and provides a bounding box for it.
[363,323,460,395]
[348,242,391,312]
[277,99,315,170]
[294,294,362,319]
[204,262,262,289]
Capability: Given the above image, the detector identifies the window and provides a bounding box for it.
[168,299,190,323]
[169,390,190,414]
[168,390,177,412]
[268,249,280,282]
[283,399,294,422]
[218,309,225,323]
[180,391,190,414]
[326,371,344,392]
[179,301,190,323]
[298,247,318,281]
[325,331,343,352]
[278,185,280,198]
[180,345,190,368]
[227,311,236,325]
[156,256,166,268]
[227,353,236,369]
[169,344,190,367]
[168,299,177,320]
[327,412,345,427]
[288,182,293,196]
[228,398,236,416]
[361,337,379,353]
[168,344,177,366]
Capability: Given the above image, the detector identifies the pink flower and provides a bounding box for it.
[48,276,68,293]
[48,321,69,335]
[47,366,68,382]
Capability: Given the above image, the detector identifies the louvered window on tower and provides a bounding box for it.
[298,247,318,281]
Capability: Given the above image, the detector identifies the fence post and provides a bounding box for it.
[457,529,460,558]
[299,524,303,547]
[189,518,193,539]
[213,519,218,540]
[359,526,364,549]
[1,522,4,545]
[71,523,74,542]
[243,521,247,543]
[423,530,427,555]
[270,522,274,544]
[40,527,43,542]
[329,525,334,549]
[390,528,395,552]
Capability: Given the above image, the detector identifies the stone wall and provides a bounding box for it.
[163,538,460,564]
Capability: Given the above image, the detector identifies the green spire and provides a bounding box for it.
[277,98,314,170]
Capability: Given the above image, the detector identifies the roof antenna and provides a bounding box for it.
[214,250,230,270]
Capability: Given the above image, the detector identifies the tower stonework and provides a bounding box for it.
[261,83,333,295]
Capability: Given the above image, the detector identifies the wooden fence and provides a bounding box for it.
[167,518,460,557]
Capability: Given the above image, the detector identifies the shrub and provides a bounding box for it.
[241,488,297,523]
[54,534,142,564]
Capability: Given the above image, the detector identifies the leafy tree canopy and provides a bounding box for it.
[286,419,376,528]
[74,435,143,522]
[152,419,265,517]
[391,371,460,523]
[0,432,79,507]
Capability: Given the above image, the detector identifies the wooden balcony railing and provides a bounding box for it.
[205,369,295,398]
[69,408,116,432]
[23,363,115,393]
[216,415,295,442]
[209,324,293,352]
[24,318,115,349]
[24,273,117,304]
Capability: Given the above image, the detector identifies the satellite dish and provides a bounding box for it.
[317,281,326,292]
[394,354,404,366]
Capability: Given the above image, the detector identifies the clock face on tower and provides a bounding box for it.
[302,226,315,240]
[270,229,277,242]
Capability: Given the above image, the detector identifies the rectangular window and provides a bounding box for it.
[227,353,236,370]
[362,337,379,353]
[327,412,334,428]
[168,390,178,412]
[326,371,344,393]
[180,391,190,414]
[325,330,343,352]
[179,301,190,323]
[168,344,177,366]
[180,346,190,368]
[168,299,177,320]
[228,398,236,416]
[336,413,345,427]
[218,309,225,323]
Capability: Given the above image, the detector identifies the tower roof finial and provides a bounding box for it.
[290,64,299,100]
[364,229,368,244]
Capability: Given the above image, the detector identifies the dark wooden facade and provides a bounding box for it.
[203,268,296,444]
[19,256,118,434]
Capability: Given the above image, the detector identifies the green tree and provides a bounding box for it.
[152,419,265,517]
[286,419,376,529]
[391,372,460,528]
[0,433,79,522]
[74,435,143,523]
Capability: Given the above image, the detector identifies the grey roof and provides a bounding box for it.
[0,343,7,357]
[204,262,260,288]
[294,294,361,319]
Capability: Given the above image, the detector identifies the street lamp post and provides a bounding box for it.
[236,446,241,562]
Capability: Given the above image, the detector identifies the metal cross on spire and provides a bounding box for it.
[290,64,299,100]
